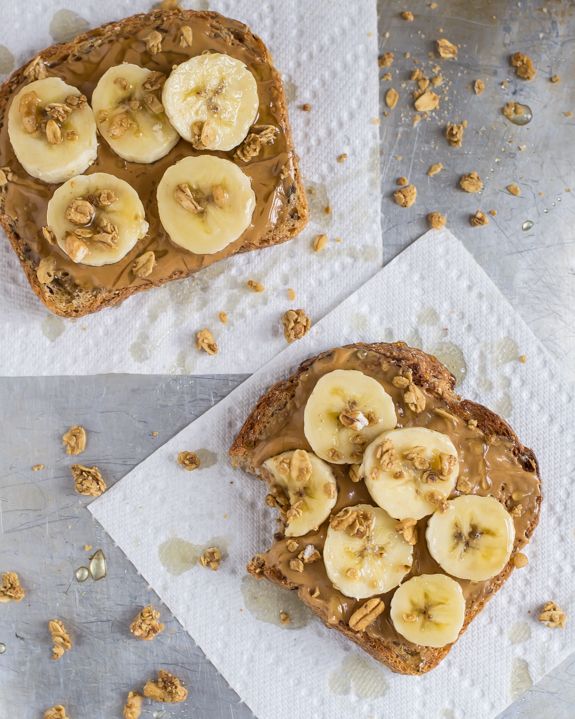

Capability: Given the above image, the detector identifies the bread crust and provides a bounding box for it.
[0,7,308,317]
[230,342,542,675]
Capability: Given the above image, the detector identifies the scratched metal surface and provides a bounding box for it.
[2,0,575,718]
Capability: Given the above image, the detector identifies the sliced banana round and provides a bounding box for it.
[157,155,255,254]
[303,370,397,465]
[323,504,413,600]
[8,77,97,184]
[162,53,258,151]
[390,574,465,648]
[362,427,459,520]
[262,450,337,537]
[46,173,148,266]
[92,63,179,163]
[426,495,515,581]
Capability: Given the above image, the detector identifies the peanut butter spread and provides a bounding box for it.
[246,347,541,670]
[0,9,298,295]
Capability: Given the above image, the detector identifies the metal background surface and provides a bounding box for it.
[2,0,575,718]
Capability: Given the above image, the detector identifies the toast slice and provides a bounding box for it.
[230,342,542,675]
[0,7,307,317]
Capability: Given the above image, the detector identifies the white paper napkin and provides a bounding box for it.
[0,0,381,375]
[90,229,575,719]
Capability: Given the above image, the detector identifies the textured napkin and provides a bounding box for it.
[90,229,575,719]
[0,0,381,375]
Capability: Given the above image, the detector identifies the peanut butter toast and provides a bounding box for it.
[0,7,307,317]
[230,342,541,675]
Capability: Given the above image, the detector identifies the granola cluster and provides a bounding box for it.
[71,464,107,497]
[130,605,165,641]
[0,571,26,602]
[143,670,188,703]
[49,619,72,660]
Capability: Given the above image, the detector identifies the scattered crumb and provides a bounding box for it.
[550,74,560,84]
[247,279,265,292]
[143,670,188,703]
[538,601,567,628]
[512,552,529,568]
[151,431,159,438]
[196,328,218,355]
[62,425,87,456]
[431,74,443,87]
[427,162,444,176]
[396,176,408,186]
[445,122,464,147]
[323,204,331,215]
[427,211,446,229]
[32,464,45,472]
[83,544,92,551]
[411,68,423,81]
[510,52,536,80]
[469,210,489,227]
[563,111,573,118]
[71,464,106,497]
[400,10,414,21]
[123,692,143,719]
[44,707,69,719]
[312,233,328,252]
[518,354,527,363]
[287,288,296,301]
[130,605,165,641]
[370,117,381,125]
[218,311,228,324]
[177,451,200,471]
[393,184,417,207]
[48,619,72,660]
[502,102,526,121]
[336,153,348,163]
[414,90,439,112]
[473,79,485,95]
[282,309,311,342]
[385,87,399,109]
[459,171,483,193]
[412,113,422,126]
[200,546,222,571]
[429,2,438,8]
[378,52,394,68]
[299,103,312,111]
[279,610,291,624]
[436,38,458,59]
[507,183,521,196]
[0,571,25,602]
[382,72,392,81]
[489,209,497,216]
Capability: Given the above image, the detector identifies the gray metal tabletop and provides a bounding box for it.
[1,1,575,718]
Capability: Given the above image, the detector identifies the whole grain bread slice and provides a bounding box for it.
[230,342,542,675]
[0,7,307,317]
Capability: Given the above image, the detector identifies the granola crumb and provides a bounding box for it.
[130,605,165,641]
[459,171,483,193]
[71,464,106,497]
[32,464,45,471]
[393,184,417,208]
[427,211,446,229]
[400,10,414,21]
[414,90,439,112]
[313,233,328,252]
[469,210,489,227]
[385,87,399,109]
[436,38,458,59]
[123,691,143,719]
[282,309,311,342]
[218,311,228,324]
[445,122,464,147]
[299,103,312,111]
[196,328,218,355]
[143,670,188,703]
[247,279,265,292]
[279,610,290,624]
[550,74,560,84]
[287,288,296,301]
[512,552,529,568]
[44,706,69,719]
[510,52,536,80]
[83,544,92,551]
[378,52,394,68]
[0,572,25,602]
[518,354,527,363]
[427,162,444,177]
[506,183,521,196]
[473,79,485,95]
[48,619,72,660]
[396,176,408,186]
[538,601,567,628]
[200,546,222,571]
[177,451,200,471]
[151,431,159,438]
[489,209,497,216]
[336,153,348,163]
[62,425,87,456]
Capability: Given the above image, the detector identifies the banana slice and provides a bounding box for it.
[92,64,179,163]
[426,495,515,581]
[162,53,258,151]
[323,504,413,600]
[262,450,337,537]
[157,155,255,254]
[390,574,465,648]
[362,427,459,520]
[303,370,397,465]
[46,173,148,266]
[8,77,97,183]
